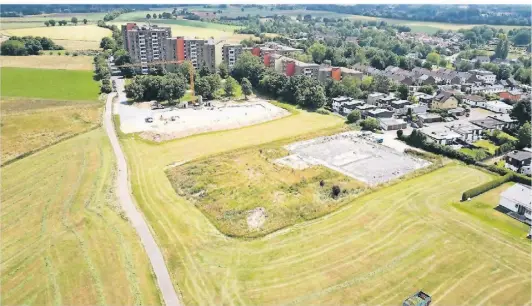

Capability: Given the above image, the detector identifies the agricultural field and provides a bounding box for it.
[0,129,161,305]
[167,143,365,237]
[348,14,530,34]
[0,25,111,50]
[0,12,108,30]
[1,98,102,164]
[1,67,100,100]
[0,54,93,70]
[120,106,530,305]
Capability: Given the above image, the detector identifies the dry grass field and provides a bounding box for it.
[0,55,93,70]
[0,12,108,30]
[0,25,111,50]
[167,142,365,237]
[0,129,161,305]
[118,106,530,305]
[1,98,102,165]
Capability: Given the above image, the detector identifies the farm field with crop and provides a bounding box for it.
[0,129,161,305]
[1,98,102,164]
[0,13,107,30]
[0,55,93,70]
[119,106,530,305]
[1,67,99,100]
[0,25,111,50]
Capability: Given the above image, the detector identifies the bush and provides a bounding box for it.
[331,185,341,198]
[72,52,79,56]
[461,173,513,201]
[346,110,361,123]
[360,117,379,131]
[316,108,330,115]
[396,129,403,139]
[512,173,532,186]
[65,51,70,56]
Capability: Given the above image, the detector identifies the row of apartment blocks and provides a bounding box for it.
[121,23,363,82]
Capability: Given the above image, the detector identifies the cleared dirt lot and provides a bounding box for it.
[278,131,430,185]
[116,99,290,142]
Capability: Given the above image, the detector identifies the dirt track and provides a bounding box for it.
[104,78,182,306]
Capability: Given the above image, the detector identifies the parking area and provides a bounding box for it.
[276,131,430,185]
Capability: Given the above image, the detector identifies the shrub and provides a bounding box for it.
[396,129,404,139]
[72,52,79,56]
[316,108,330,115]
[65,51,70,56]
[331,185,341,198]
[360,117,379,131]
[512,173,532,186]
[461,173,513,201]
[346,110,361,123]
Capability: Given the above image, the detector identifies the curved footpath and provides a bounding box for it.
[104,78,182,306]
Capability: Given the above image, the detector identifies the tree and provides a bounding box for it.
[308,42,327,63]
[372,75,391,94]
[360,117,380,131]
[71,17,78,25]
[231,51,265,86]
[422,61,433,69]
[194,77,211,100]
[426,52,440,65]
[439,58,448,67]
[83,18,88,25]
[347,110,361,123]
[1,40,27,56]
[100,37,117,50]
[331,185,341,198]
[44,21,50,27]
[517,122,531,149]
[397,129,404,139]
[418,85,434,95]
[146,13,151,19]
[218,62,229,79]
[497,65,512,80]
[241,78,253,99]
[152,13,157,19]
[198,65,211,77]
[160,74,186,104]
[397,84,409,100]
[494,39,509,60]
[511,100,532,125]
[224,76,237,97]
[124,79,145,101]
[158,13,162,19]
[48,19,56,26]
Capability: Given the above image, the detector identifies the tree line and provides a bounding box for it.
[1,36,63,56]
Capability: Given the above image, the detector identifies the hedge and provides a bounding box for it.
[461,173,513,201]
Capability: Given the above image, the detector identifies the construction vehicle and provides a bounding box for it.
[116,60,196,103]
[403,291,432,306]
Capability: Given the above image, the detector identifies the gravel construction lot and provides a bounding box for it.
[277,131,430,185]
[116,98,290,141]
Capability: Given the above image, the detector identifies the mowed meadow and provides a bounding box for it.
[0,129,161,305]
[118,106,530,305]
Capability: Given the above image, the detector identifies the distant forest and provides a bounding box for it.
[306,5,531,26]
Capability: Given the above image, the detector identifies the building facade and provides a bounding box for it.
[122,23,172,74]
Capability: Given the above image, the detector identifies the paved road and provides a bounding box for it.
[104,79,182,306]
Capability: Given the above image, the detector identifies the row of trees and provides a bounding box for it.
[0,36,63,56]
[44,17,86,27]
[93,53,112,93]
[103,8,133,21]
[145,12,174,20]
[125,74,186,103]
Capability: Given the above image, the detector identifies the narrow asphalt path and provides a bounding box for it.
[104,78,182,306]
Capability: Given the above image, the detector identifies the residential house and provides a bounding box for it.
[417,74,436,85]
[418,113,442,123]
[431,91,458,110]
[413,92,434,106]
[376,96,399,108]
[367,92,386,105]
[448,123,483,142]
[448,107,466,116]
[486,101,513,113]
[463,94,487,108]
[469,69,496,84]
[505,150,532,176]
[470,117,506,133]
[473,55,490,64]
[340,67,363,80]
[499,90,522,102]
[402,104,428,116]
[356,104,378,116]
[331,96,353,113]
[488,114,518,130]
[498,183,531,220]
[470,84,505,95]
[379,118,407,131]
[420,127,462,145]
[366,108,394,119]
[318,66,341,83]
[389,100,411,111]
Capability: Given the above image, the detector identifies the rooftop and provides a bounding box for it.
[448,123,483,134]
[368,108,392,115]
[507,150,532,162]
[379,117,406,125]
[357,104,378,110]
[470,117,503,129]
[488,114,517,123]
[500,183,532,210]
[418,113,442,120]
[420,127,462,140]
[486,101,513,108]
[465,94,486,102]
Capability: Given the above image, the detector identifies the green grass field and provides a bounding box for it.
[118,107,530,305]
[474,139,499,155]
[0,129,161,305]
[1,98,102,165]
[0,13,107,30]
[1,67,100,100]
[167,143,365,237]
